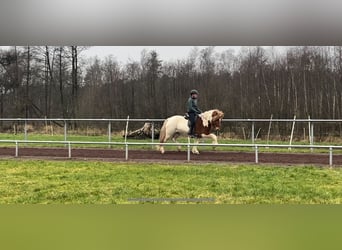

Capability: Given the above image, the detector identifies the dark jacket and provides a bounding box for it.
[187,97,202,114]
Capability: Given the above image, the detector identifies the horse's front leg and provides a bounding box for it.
[191,138,200,154]
[201,133,218,150]
[210,133,218,150]
[172,134,181,152]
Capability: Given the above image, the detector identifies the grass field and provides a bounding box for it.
[0,159,341,204]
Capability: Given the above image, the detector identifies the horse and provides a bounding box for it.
[158,109,224,154]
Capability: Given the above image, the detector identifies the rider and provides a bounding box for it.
[187,89,202,137]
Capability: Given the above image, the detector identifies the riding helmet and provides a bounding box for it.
[190,89,199,95]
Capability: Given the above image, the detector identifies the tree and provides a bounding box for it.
[71,46,78,123]
[58,46,67,118]
[25,46,31,118]
[143,50,162,117]
[43,46,57,118]
[103,56,121,118]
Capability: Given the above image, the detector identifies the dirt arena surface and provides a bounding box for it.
[0,147,341,166]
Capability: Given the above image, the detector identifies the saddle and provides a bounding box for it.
[184,114,192,128]
[185,113,199,129]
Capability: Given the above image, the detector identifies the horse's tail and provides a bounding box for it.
[159,119,168,143]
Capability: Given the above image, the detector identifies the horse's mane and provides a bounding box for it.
[199,109,224,127]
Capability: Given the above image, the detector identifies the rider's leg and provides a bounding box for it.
[188,113,196,136]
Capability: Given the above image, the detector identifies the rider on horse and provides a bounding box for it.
[187,89,202,137]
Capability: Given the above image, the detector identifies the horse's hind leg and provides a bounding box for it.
[159,134,172,154]
[172,133,181,151]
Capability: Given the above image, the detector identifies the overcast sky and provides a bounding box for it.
[84,46,241,63]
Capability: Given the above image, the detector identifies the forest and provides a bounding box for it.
[1,46,342,137]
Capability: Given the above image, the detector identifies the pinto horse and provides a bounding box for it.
[158,109,224,154]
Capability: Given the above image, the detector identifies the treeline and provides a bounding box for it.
[1,46,342,124]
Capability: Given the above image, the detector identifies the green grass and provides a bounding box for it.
[0,133,149,149]
[0,159,341,204]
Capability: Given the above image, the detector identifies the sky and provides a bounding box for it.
[84,46,241,63]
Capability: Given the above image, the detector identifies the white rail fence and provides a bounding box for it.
[0,118,342,165]
[1,117,342,145]
[0,140,340,166]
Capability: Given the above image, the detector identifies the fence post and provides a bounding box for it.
[289,115,296,150]
[15,141,18,157]
[255,145,259,164]
[310,122,314,152]
[64,121,67,142]
[308,116,311,144]
[151,122,154,149]
[251,121,255,144]
[124,116,130,160]
[108,121,111,149]
[329,147,333,167]
[68,142,71,158]
[124,116,129,143]
[187,137,191,162]
[24,119,28,142]
[266,114,273,147]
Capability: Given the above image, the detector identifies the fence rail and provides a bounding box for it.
[1,117,342,147]
[1,117,342,166]
[1,117,342,122]
[0,139,341,166]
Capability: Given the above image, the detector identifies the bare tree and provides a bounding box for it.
[58,46,67,118]
[25,46,31,118]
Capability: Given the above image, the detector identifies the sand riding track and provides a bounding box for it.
[0,147,341,166]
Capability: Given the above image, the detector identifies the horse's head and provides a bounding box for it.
[211,110,224,131]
